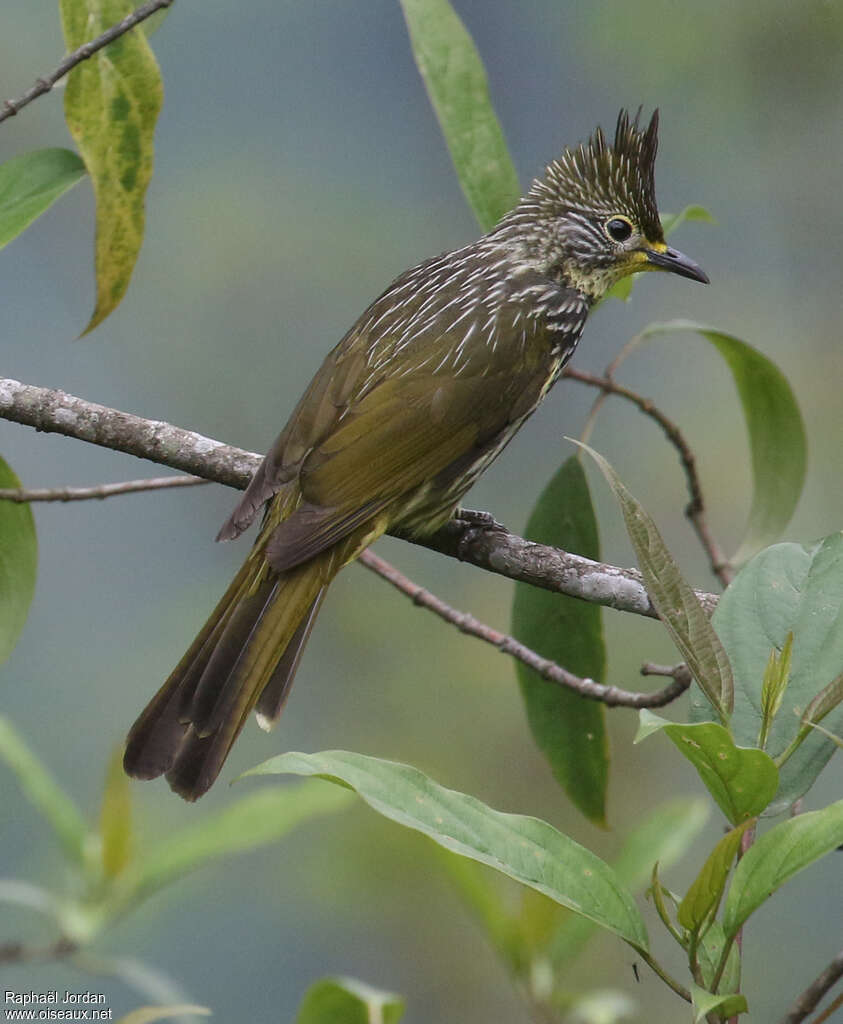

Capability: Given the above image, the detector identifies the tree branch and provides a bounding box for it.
[360,549,691,707]
[0,475,207,503]
[777,949,843,1024]
[0,377,719,619]
[0,378,255,487]
[413,515,718,618]
[562,365,733,587]
[1,0,174,126]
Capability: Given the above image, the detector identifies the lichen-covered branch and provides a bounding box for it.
[0,376,719,619]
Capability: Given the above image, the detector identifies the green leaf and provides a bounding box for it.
[117,1009,210,1024]
[805,721,843,748]
[637,321,806,564]
[0,148,86,250]
[0,456,38,664]
[801,671,843,735]
[722,798,843,939]
[758,631,793,749]
[549,797,708,965]
[122,782,353,901]
[399,0,520,231]
[649,861,680,939]
[437,854,528,974]
[142,8,170,36]
[247,750,649,951]
[602,275,635,303]
[660,205,714,237]
[296,977,404,1024]
[613,798,711,890]
[447,799,709,982]
[60,0,164,333]
[678,819,753,931]
[636,712,778,824]
[511,456,608,824]
[0,716,89,865]
[100,747,132,879]
[573,441,733,719]
[691,984,747,1022]
[696,919,741,994]
[692,535,843,812]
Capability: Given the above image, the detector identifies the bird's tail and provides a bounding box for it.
[123,550,333,800]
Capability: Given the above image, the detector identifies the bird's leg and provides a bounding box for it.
[452,507,507,560]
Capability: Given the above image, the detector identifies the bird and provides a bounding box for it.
[124,108,708,800]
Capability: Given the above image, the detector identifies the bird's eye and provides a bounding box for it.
[605,217,633,243]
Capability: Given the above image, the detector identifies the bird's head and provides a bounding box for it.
[501,109,708,302]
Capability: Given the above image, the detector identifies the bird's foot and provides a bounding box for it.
[452,507,506,559]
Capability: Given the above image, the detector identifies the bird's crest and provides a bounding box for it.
[531,108,663,240]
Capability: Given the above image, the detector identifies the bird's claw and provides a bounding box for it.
[453,508,506,559]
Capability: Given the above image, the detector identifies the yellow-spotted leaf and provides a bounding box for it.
[60,0,163,333]
[548,797,708,965]
[400,0,520,231]
[636,712,778,824]
[247,750,649,951]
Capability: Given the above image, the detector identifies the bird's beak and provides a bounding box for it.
[644,246,709,284]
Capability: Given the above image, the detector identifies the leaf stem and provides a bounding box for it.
[635,947,692,1003]
[709,933,737,994]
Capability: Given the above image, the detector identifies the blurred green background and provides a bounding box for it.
[2,1,841,1020]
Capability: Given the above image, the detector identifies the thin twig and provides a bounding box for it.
[359,549,691,708]
[777,949,843,1024]
[0,475,207,503]
[641,661,687,679]
[562,365,733,587]
[0,376,720,619]
[1,0,174,126]
[0,937,77,964]
[812,992,843,1024]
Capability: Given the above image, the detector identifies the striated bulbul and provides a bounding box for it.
[124,109,708,800]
